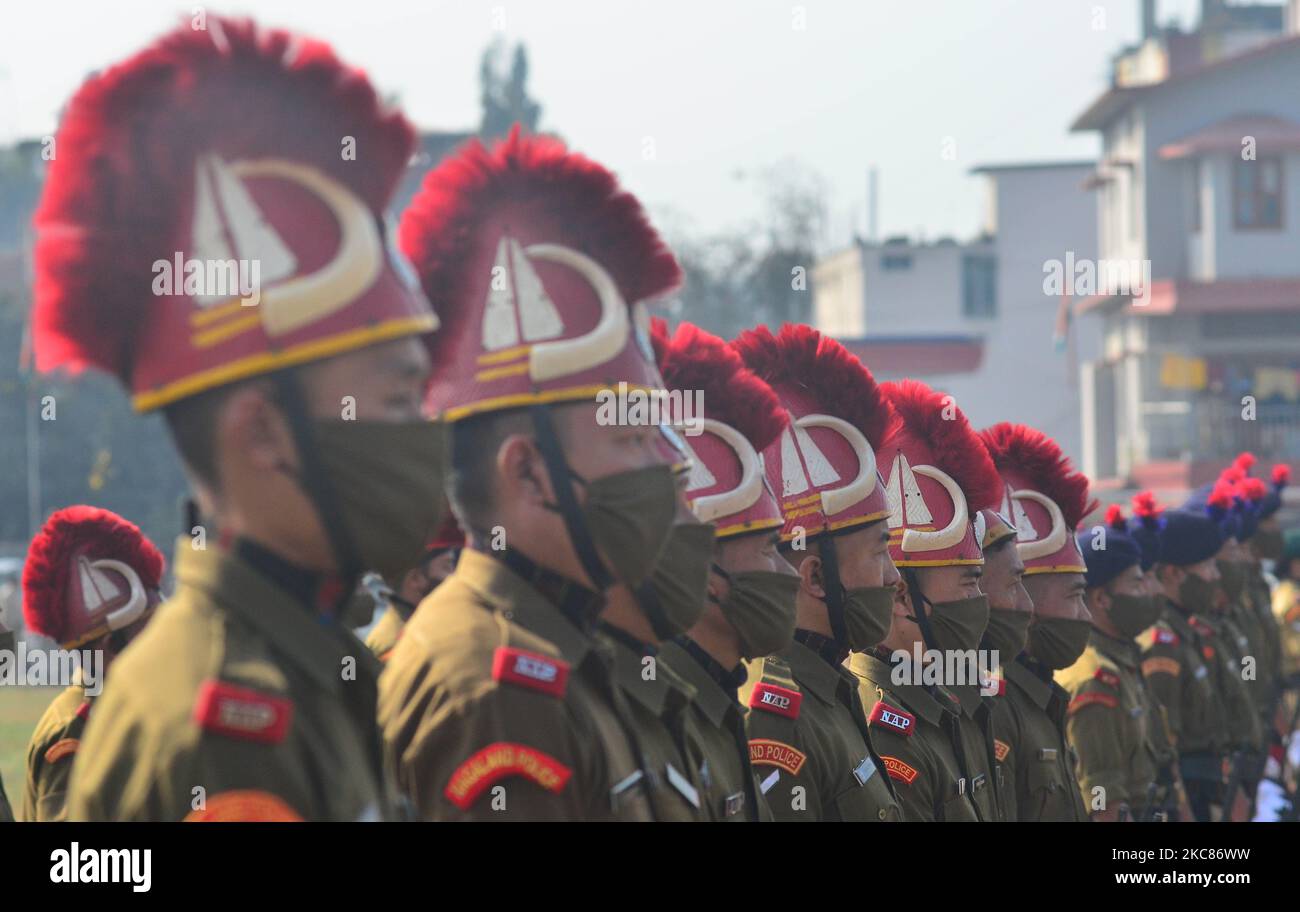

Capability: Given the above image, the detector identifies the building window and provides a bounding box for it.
[881,253,912,271]
[962,254,997,318]
[1233,156,1283,230]
[1190,158,1202,234]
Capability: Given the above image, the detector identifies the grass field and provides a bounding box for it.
[0,686,62,815]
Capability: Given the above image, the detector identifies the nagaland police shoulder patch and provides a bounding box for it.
[444,742,572,810]
[183,790,304,822]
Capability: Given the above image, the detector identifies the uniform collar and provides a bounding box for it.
[1090,628,1141,669]
[846,649,955,726]
[452,549,595,666]
[947,681,987,718]
[174,537,380,694]
[659,639,740,728]
[598,623,695,716]
[784,636,849,706]
[1004,658,1053,710]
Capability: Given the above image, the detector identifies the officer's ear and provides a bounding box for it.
[497,434,553,506]
[895,574,914,614]
[220,381,296,476]
[794,550,825,600]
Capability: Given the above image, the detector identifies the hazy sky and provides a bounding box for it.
[0,0,1209,250]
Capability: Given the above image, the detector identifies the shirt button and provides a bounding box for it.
[878,808,888,820]
[502,610,514,620]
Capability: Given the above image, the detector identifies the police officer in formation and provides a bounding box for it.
[6,12,1296,822]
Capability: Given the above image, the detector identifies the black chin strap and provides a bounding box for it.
[818,535,850,647]
[901,567,941,653]
[529,405,613,591]
[528,404,676,641]
[271,371,363,609]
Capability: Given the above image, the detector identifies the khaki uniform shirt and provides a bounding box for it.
[23,685,94,821]
[1273,579,1300,679]
[378,549,656,821]
[364,605,406,663]
[742,641,901,821]
[994,659,1086,821]
[659,639,768,821]
[847,650,974,821]
[1198,613,1263,752]
[69,539,389,821]
[1138,605,1227,759]
[596,629,709,822]
[1058,631,1159,817]
[948,683,1005,821]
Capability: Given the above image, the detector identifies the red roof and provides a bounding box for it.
[1078,278,1300,316]
[839,337,983,377]
[1072,33,1300,132]
[1160,114,1300,159]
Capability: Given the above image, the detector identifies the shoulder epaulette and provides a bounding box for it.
[1188,617,1215,638]
[492,646,569,699]
[193,680,293,745]
[868,700,916,737]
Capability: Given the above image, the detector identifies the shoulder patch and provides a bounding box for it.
[44,738,79,765]
[749,682,802,719]
[193,680,293,745]
[1153,628,1179,646]
[492,647,569,699]
[748,738,807,775]
[1068,692,1118,715]
[444,742,572,810]
[868,701,916,737]
[1141,656,1181,678]
[880,755,919,784]
[994,738,1011,762]
[74,700,91,721]
[183,790,303,822]
[1188,617,1214,637]
[1093,668,1121,689]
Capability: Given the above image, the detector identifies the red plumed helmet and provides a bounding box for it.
[980,422,1094,575]
[402,127,682,422]
[1105,503,1127,530]
[33,16,435,412]
[873,379,1002,567]
[1274,464,1292,489]
[1238,477,1267,502]
[733,324,899,542]
[1132,490,1163,521]
[1235,452,1257,474]
[653,321,787,539]
[23,507,164,649]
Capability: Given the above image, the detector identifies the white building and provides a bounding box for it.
[812,162,1100,463]
[1074,0,1300,490]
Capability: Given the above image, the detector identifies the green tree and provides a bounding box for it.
[479,40,542,138]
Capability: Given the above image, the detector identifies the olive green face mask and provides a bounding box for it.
[1027,617,1092,670]
[715,569,799,659]
[842,586,898,652]
[1107,592,1164,640]
[1176,571,1216,615]
[1216,559,1246,603]
[919,595,990,654]
[983,608,1031,662]
[1254,528,1284,562]
[644,521,715,639]
[561,464,679,587]
[312,419,448,583]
